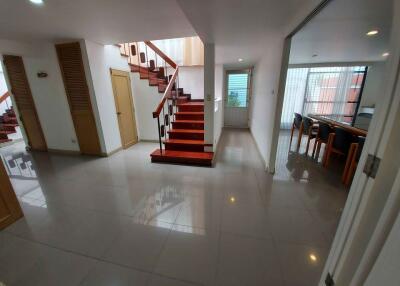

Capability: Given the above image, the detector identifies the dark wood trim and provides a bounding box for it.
[352,66,369,126]
[0,91,10,104]
[144,41,177,69]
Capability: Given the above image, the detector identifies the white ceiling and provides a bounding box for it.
[176,0,315,66]
[0,0,196,44]
[290,0,394,64]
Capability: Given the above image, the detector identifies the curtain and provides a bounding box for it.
[281,66,366,129]
[280,68,309,129]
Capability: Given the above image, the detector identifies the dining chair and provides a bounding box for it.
[323,127,354,167]
[289,113,303,150]
[342,136,366,186]
[312,122,332,161]
[299,117,319,156]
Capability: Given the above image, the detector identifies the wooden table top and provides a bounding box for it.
[308,114,368,137]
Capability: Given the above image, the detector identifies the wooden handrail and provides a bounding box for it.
[0,91,10,104]
[144,41,177,69]
[152,67,179,118]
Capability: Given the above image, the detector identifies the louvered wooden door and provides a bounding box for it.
[56,42,101,155]
[0,159,23,230]
[3,55,47,151]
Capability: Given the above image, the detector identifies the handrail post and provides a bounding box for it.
[157,116,163,154]
[137,42,140,68]
[145,44,149,78]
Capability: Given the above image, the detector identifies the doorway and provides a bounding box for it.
[224,69,252,127]
[269,0,398,284]
[110,69,138,148]
[2,55,47,151]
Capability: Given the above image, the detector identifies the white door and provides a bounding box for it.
[319,2,400,284]
[224,69,252,127]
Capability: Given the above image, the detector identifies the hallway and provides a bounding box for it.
[0,128,346,286]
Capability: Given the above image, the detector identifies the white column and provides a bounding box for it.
[203,43,215,152]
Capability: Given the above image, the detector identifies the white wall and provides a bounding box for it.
[361,62,386,107]
[0,39,79,152]
[83,40,134,153]
[203,43,215,149]
[0,64,11,115]
[213,64,224,149]
[130,72,161,141]
[166,66,204,99]
[249,35,284,165]
[178,66,204,99]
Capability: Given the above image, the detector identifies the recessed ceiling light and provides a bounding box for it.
[382,52,390,57]
[366,30,379,36]
[309,254,318,262]
[238,58,243,62]
[30,0,44,4]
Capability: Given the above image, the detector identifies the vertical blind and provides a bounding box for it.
[280,66,367,129]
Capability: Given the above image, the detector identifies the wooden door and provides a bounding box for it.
[56,42,101,155]
[0,159,23,230]
[111,69,138,148]
[3,55,47,151]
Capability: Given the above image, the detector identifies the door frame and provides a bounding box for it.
[2,55,47,151]
[110,69,138,149]
[224,68,253,128]
[268,0,400,285]
[0,158,23,230]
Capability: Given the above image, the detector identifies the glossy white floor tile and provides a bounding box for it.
[0,129,347,286]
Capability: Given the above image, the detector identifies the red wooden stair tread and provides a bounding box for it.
[173,120,204,123]
[177,102,204,106]
[168,129,204,134]
[175,112,204,115]
[163,139,205,145]
[150,149,213,166]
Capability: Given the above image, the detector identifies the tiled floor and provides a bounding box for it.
[0,128,348,286]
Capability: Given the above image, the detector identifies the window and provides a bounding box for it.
[226,73,249,108]
[280,66,367,128]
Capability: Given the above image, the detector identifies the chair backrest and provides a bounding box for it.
[318,122,332,141]
[302,117,314,134]
[333,127,354,154]
[294,113,302,129]
[355,136,366,162]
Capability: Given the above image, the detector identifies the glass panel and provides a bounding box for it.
[227,73,249,107]
[303,66,367,123]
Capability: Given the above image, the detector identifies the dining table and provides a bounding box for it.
[308,114,368,137]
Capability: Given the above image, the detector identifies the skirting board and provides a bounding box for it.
[101,146,123,157]
[139,139,159,143]
[48,148,81,156]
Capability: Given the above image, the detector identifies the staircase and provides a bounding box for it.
[0,93,19,144]
[119,42,213,166]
